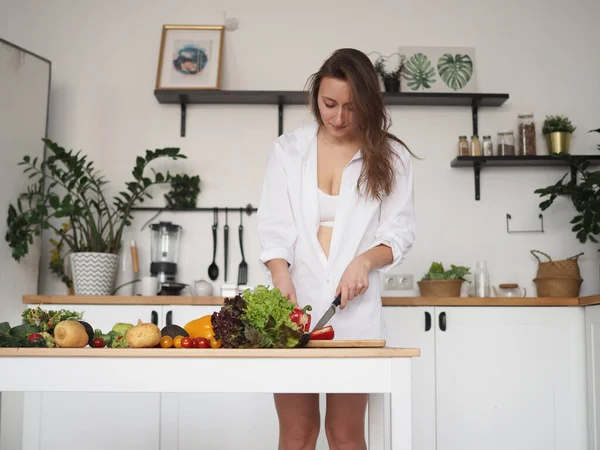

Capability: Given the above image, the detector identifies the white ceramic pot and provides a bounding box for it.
[70,252,119,296]
[194,280,214,297]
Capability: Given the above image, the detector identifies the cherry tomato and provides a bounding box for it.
[181,337,193,348]
[27,333,44,343]
[92,337,105,348]
[194,337,210,348]
[160,336,173,348]
[173,336,183,348]
[209,337,222,349]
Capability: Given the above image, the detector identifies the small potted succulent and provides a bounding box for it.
[373,53,406,93]
[418,262,471,297]
[541,114,576,154]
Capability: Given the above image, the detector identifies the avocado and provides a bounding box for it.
[78,320,94,346]
[161,324,189,338]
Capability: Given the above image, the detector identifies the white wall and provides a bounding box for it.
[1,0,600,298]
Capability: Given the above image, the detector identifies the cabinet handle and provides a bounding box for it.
[425,312,431,331]
[151,310,158,326]
[166,310,173,326]
[439,312,446,331]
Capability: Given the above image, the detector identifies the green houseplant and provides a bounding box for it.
[418,262,470,297]
[164,174,200,210]
[542,114,576,154]
[373,53,406,93]
[535,128,600,244]
[5,138,187,294]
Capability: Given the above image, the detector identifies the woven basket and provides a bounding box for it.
[533,276,583,297]
[531,250,583,279]
[418,280,463,297]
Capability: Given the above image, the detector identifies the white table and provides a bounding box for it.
[0,346,418,450]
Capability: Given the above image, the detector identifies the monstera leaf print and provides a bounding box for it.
[437,54,473,91]
[403,53,436,91]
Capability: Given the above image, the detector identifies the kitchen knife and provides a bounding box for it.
[311,293,342,331]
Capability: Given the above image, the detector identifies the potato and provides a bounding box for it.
[125,319,161,348]
[54,320,89,348]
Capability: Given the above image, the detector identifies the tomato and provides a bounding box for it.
[209,337,222,349]
[194,337,210,348]
[92,337,105,348]
[173,336,184,348]
[310,326,334,340]
[181,337,193,348]
[160,336,173,348]
[27,333,44,343]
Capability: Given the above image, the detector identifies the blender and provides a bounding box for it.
[150,221,186,295]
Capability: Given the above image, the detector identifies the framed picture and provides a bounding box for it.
[397,46,478,93]
[155,25,224,90]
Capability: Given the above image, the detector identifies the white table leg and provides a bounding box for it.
[368,393,386,449]
[390,359,412,450]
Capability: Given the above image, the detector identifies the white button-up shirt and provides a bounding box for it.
[257,121,415,339]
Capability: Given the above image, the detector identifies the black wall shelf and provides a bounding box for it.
[154,89,509,137]
[450,155,600,200]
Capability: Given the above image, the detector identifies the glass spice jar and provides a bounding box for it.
[482,136,493,156]
[518,113,536,155]
[470,135,481,156]
[458,136,469,156]
[496,130,515,156]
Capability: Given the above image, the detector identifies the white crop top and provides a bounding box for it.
[318,188,339,227]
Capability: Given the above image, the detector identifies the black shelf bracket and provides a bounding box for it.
[474,161,482,200]
[471,99,479,136]
[278,95,284,136]
[506,213,544,233]
[179,95,188,137]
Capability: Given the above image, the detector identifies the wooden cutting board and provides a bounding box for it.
[305,340,386,348]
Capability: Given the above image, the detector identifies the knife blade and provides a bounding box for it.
[311,294,342,331]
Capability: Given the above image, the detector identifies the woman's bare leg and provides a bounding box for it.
[274,393,320,450]
[325,393,368,450]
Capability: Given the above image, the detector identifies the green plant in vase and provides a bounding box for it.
[418,262,470,297]
[373,53,406,93]
[5,138,186,294]
[535,128,600,244]
[164,174,201,209]
[541,114,576,154]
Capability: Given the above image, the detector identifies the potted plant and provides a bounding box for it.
[541,114,576,154]
[373,53,406,93]
[5,138,187,295]
[534,128,600,245]
[164,174,201,210]
[418,262,471,297]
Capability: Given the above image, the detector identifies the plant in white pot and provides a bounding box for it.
[541,114,576,154]
[5,139,186,295]
[418,262,471,297]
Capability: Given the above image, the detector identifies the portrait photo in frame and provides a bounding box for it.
[155,25,224,90]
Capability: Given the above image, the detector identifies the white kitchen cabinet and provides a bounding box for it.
[434,307,587,450]
[21,304,162,450]
[384,306,436,450]
[586,304,600,450]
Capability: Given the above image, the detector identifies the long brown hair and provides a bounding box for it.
[306,48,415,201]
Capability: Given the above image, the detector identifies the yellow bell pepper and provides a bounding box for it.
[184,315,215,340]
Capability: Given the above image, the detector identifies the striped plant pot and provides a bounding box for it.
[70,252,119,296]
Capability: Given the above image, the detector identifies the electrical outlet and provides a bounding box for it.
[382,274,414,291]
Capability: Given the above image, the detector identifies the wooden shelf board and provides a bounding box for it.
[154,89,509,107]
[22,295,591,307]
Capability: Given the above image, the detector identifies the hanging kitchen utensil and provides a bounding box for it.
[208,208,219,281]
[224,208,229,282]
[237,208,248,285]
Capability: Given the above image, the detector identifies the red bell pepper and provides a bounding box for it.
[310,325,335,340]
[290,305,312,332]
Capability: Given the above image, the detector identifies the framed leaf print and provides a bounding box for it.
[397,46,478,93]
[156,25,225,90]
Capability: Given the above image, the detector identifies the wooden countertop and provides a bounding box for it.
[22,295,600,307]
[0,347,420,359]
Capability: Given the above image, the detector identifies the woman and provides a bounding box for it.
[257,48,416,450]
